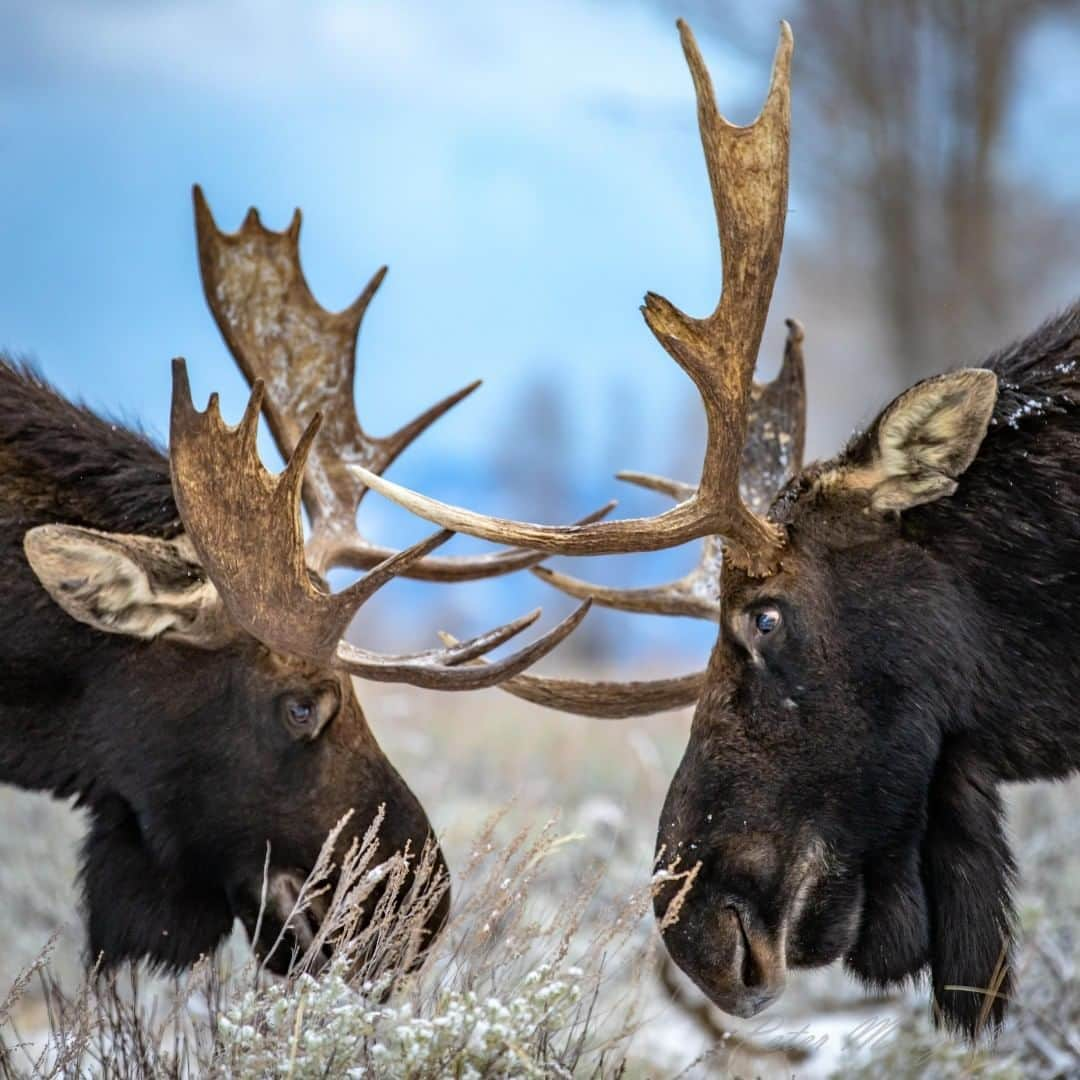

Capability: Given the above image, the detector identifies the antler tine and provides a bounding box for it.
[352,21,795,576]
[531,467,722,621]
[615,472,696,500]
[437,631,703,717]
[170,359,588,686]
[495,671,704,718]
[324,501,616,578]
[193,184,595,581]
[527,319,807,620]
[532,560,720,621]
[337,601,591,690]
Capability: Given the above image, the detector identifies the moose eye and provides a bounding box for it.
[280,687,339,740]
[754,607,782,635]
[287,699,314,725]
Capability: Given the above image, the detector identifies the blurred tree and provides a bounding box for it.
[493,370,616,661]
[601,378,642,481]
[494,369,574,522]
[667,0,1080,380]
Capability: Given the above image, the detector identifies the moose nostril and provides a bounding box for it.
[726,903,760,990]
[726,901,781,997]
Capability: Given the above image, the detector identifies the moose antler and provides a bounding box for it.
[170,359,589,690]
[740,318,806,515]
[481,325,804,718]
[193,186,611,580]
[532,320,806,621]
[532,474,722,621]
[496,671,705,718]
[436,631,705,718]
[351,20,794,577]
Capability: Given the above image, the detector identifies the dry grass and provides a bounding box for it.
[0,807,671,1078]
[1,678,1077,1077]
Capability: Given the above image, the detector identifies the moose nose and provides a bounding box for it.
[661,897,787,1019]
[718,902,786,1017]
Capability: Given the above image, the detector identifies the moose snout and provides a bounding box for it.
[662,896,788,1019]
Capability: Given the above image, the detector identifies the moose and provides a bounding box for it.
[0,189,589,973]
[354,21,1080,1036]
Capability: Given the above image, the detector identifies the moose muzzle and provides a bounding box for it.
[659,890,789,1018]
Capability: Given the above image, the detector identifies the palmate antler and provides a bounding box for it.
[352,20,795,578]
[192,187,611,581]
[170,360,588,690]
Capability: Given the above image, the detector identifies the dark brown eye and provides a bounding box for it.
[754,607,782,635]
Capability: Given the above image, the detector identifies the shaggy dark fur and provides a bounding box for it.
[0,358,445,971]
[655,304,1079,1037]
[0,359,179,537]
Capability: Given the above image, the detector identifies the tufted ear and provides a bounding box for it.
[24,524,227,645]
[843,370,998,512]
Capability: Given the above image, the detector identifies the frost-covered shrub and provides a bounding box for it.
[1,812,657,1078]
[209,812,661,1078]
[217,961,584,1079]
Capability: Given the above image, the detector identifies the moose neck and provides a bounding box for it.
[904,349,1080,782]
[0,358,186,800]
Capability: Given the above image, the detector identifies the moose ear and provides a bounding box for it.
[848,369,998,512]
[24,524,226,645]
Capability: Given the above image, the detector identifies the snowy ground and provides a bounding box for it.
[2,675,1077,1076]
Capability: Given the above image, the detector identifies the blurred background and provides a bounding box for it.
[4,0,1079,669]
[3,4,1080,1074]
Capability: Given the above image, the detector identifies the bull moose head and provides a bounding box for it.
[13,190,590,973]
[346,19,1080,1038]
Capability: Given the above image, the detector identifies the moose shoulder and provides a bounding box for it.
[0,189,587,973]
[352,19,1080,1038]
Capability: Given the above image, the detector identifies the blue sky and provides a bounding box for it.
[3,1,1078,663]
[1,0,769,662]
[2,0,757,454]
